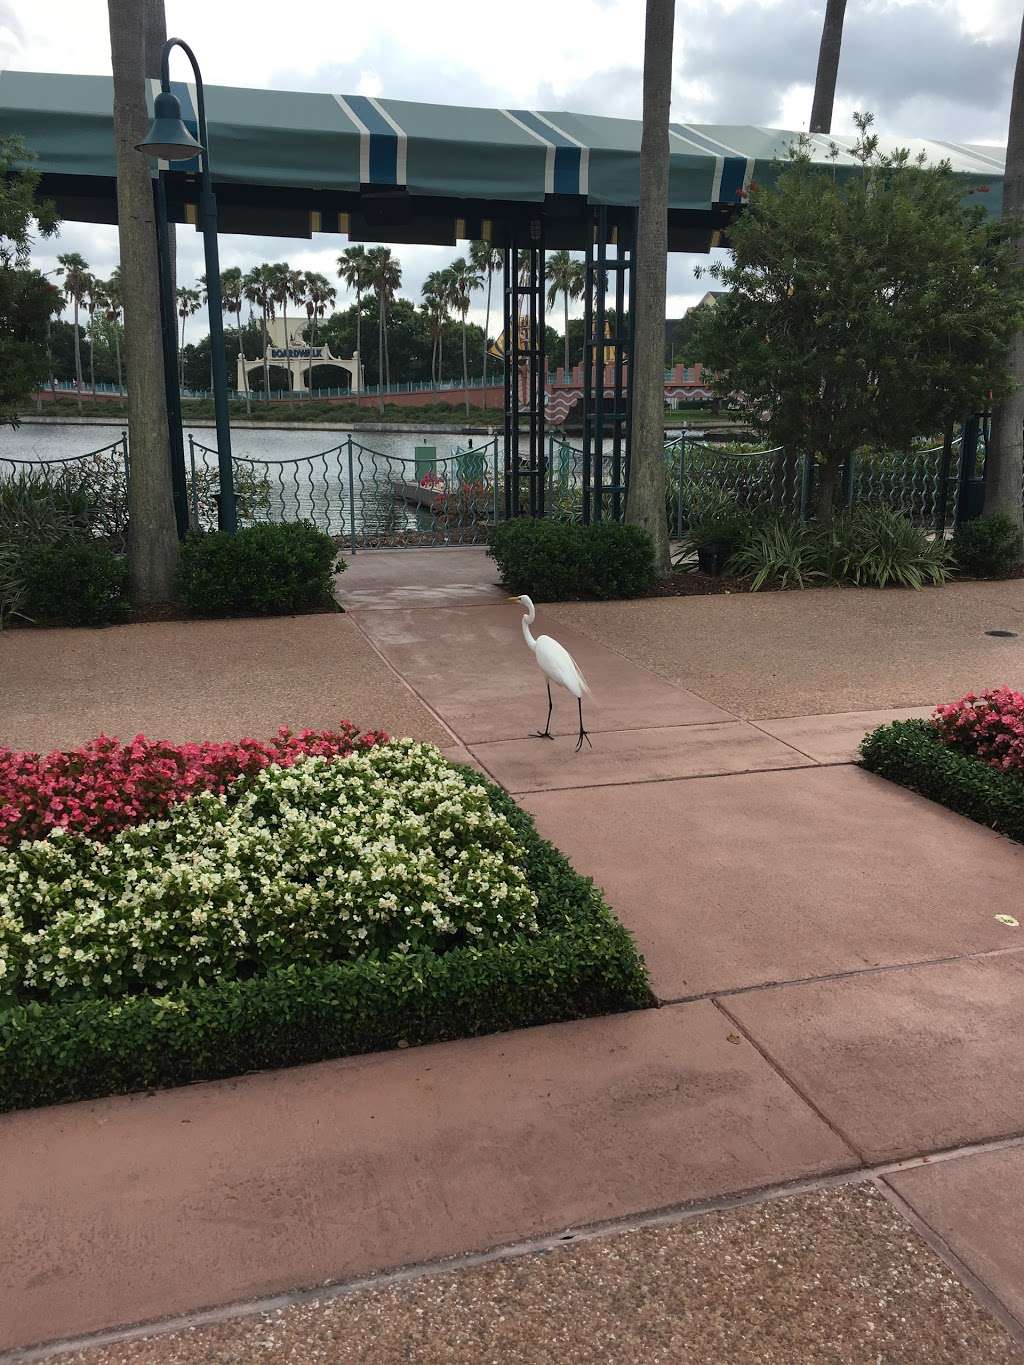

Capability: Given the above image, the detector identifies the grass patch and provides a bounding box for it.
[0,752,651,1112]
[860,719,1024,842]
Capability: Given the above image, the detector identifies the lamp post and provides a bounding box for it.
[136,38,236,532]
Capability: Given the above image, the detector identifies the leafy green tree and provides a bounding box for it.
[103,268,125,392]
[300,270,336,390]
[545,250,585,379]
[688,118,1024,520]
[0,136,60,424]
[242,264,277,394]
[421,270,449,383]
[175,284,201,387]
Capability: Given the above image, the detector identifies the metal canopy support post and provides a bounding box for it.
[582,206,634,524]
[153,173,189,539]
[502,226,546,519]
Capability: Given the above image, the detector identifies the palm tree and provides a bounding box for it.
[242,265,276,396]
[421,271,448,385]
[175,285,201,388]
[809,0,848,134]
[84,272,103,396]
[447,257,483,416]
[103,268,124,394]
[301,270,336,392]
[628,0,674,573]
[266,263,298,392]
[55,251,90,412]
[546,251,586,381]
[469,241,503,399]
[218,266,249,415]
[984,8,1024,533]
[337,244,368,372]
[366,245,401,411]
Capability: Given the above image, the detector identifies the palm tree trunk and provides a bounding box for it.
[88,312,96,395]
[262,308,270,399]
[179,310,186,387]
[626,0,673,573]
[985,9,1024,533]
[377,298,385,415]
[108,0,180,602]
[383,299,391,389]
[482,267,492,408]
[355,286,362,375]
[563,291,570,380]
[72,299,84,414]
[462,314,469,416]
[238,302,251,416]
[809,0,847,134]
[282,298,290,394]
[114,327,122,393]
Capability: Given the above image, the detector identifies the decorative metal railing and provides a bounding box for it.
[0,435,131,549]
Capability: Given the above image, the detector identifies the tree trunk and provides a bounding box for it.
[462,315,469,416]
[377,300,385,415]
[482,267,492,407]
[238,302,251,416]
[626,0,673,573]
[262,309,270,398]
[282,298,290,393]
[143,0,174,301]
[985,8,1024,533]
[179,310,186,386]
[108,0,180,602]
[114,327,122,393]
[72,299,84,413]
[813,455,843,523]
[88,310,96,395]
[355,286,362,376]
[383,299,391,389]
[563,291,570,380]
[809,0,847,135]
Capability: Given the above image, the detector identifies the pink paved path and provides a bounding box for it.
[2,570,1024,1354]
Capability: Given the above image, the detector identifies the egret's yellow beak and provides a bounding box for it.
[507,596,520,603]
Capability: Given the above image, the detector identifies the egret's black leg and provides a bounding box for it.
[575,696,592,752]
[532,682,555,739]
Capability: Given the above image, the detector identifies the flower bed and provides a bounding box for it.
[0,723,385,846]
[932,687,1024,775]
[0,741,650,1111]
[860,716,1024,844]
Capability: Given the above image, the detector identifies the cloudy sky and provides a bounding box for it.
[4,0,1021,342]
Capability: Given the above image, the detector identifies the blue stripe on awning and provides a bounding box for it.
[168,79,201,174]
[344,93,398,185]
[671,124,748,202]
[508,108,581,195]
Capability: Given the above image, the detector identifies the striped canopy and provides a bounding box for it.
[0,70,1006,246]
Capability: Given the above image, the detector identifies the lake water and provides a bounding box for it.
[2,421,667,545]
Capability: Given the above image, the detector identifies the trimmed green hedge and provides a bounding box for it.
[860,719,1024,843]
[489,519,656,601]
[0,773,651,1112]
[175,521,342,617]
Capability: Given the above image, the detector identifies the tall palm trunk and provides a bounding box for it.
[985,8,1024,533]
[481,266,493,408]
[462,313,470,416]
[563,290,570,379]
[282,297,290,393]
[355,285,362,371]
[262,307,270,398]
[809,0,847,134]
[72,298,84,413]
[377,298,385,415]
[179,309,187,387]
[626,0,673,573]
[237,301,251,416]
[88,308,97,395]
[383,298,391,389]
[113,326,122,393]
[108,0,180,601]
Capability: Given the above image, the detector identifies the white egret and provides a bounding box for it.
[509,595,592,750]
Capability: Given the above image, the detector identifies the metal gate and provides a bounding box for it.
[503,227,547,519]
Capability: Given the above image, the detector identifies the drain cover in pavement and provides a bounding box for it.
[985,630,1018,638]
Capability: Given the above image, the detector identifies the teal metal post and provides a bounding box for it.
[347,437,357,555]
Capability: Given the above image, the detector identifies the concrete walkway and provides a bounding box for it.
[2,564,1024,1356]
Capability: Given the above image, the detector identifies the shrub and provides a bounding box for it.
[952,514,1023,579]
[0,762,652,1110]
[0,722,385,846]
[176,520,341,617]
[0,743,541,1003]
[933,687,1024,774]
[18,540,130,627]
[0,469,96,625]
[489,518,655,600]
[725,518,824,590]
[860,718,1024,843]
[827,506,951,589]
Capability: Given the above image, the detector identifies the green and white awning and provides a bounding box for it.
[0,69,1006,238]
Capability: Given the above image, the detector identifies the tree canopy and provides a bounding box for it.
[687,116,1024,516]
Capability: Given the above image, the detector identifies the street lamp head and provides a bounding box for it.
[136,90,205,160]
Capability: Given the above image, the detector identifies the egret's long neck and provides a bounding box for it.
[521,612,537,652]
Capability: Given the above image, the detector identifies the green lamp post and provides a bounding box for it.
[137,38,237,532]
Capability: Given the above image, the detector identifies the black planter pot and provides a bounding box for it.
[697,541,729,576]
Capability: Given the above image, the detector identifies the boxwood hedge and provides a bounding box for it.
[0,774,651,1112]
[860,719,1024,843]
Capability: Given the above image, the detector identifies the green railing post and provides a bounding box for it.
[799,453,813,521]
[934,422,955,536]
[492,438,500,527]
[121,431,130,487]
[347,437,357,555]
[841,453,856,510]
